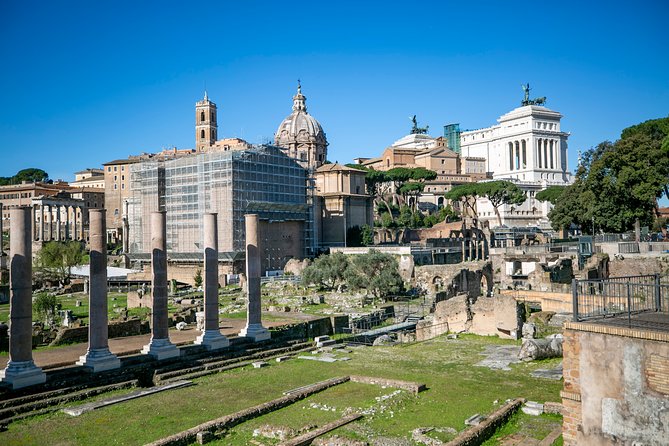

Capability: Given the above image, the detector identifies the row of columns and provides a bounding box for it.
[536,138,558,170]
[33,203,85,242]
[506,138,561,172]
[0,207,269,389]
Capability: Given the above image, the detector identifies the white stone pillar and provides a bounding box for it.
[0,207,46,389]
[46,204,52,241]
[64,206,70,240]
[195,213,229,350]
[142,211,180,359]
[79,207,85,240]
[55,205,61,241]
[73,206,78,241]
[77,209,120,372]
[239,214,270,341]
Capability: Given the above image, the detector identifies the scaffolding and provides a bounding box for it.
[128,145,311,258]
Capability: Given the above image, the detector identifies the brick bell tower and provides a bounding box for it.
[195,91,217,151]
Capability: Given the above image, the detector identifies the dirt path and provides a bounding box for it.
[0,317,300,370]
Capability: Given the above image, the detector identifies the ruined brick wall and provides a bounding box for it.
[562,323,669,445]
[609,256,669,278]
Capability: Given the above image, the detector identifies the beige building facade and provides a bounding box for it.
[315,164,373,247]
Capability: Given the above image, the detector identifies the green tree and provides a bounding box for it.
[344,250,404,299]
[193,268,203,288]
[536,186,566,204]
[301,252,350,290]
[360,224,374,246]
[548,117,669,233]
[444,183,479,219]
[34,241,85,285]
[0,168,49,186]
[33,292,60,327]
[477,180,526,227]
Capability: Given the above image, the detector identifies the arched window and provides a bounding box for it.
[200,111,205,122]
[200,129,205,139]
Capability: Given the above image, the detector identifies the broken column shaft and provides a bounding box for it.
[239,214,270,342]
[0,207,46,389]
[77,209,120,372]
[195,213,229,350]
[142,211,180,360]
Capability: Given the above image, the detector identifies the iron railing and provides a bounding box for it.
[572,274,669,329]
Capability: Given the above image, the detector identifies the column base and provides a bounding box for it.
[195,330,230,350]
[239,323,271,342]
[77,348,121,372]
[0,360,47,390]
[142,337,180,360]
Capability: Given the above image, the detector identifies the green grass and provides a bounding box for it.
[481,411,563,445]
[1,335,563,445]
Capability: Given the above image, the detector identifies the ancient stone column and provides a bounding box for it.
[46,204,52,241]
[122,200,129,253]
[0,207,46,389]
[77,209,120,372]
[0,203,3,250]
[55,205,61,241]
[38,205,44,242]
[195,213,229,350]
[79,206,85,240]
[72,206,78,241]
[64,206,70,240]
[239,214,270,341]
[142,211,180,360]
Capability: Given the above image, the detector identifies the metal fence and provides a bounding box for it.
[572,274,669,329]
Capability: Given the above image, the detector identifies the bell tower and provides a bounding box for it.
[195,91,217,152]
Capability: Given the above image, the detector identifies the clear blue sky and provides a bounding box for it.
[1,0,667,182]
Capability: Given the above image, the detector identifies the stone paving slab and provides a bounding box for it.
[531,362,563,380]
[475,345,522,371]
[62,380,193,416]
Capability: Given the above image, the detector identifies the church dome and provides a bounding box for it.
[275,83,328,169]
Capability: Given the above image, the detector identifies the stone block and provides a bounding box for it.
[465,413,486,426]
[521,401,544,416]
[196,430,213,445]
[252,361,268,368]
[275,356,291,362]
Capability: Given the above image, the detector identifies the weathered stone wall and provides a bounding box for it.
[49,318,150,346]
[499,289,572,314]
[414,261,493,299]
[128,264,235,287]
[270,317,333,341]
[562,322,669,446]
[608,256,669,278]
[416,294,522,340]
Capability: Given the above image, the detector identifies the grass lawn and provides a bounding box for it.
[1,335,563,445]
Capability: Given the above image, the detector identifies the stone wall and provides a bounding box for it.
[271,317,334,341]
[128,264,235,287]
[416,294,522,341]
[49,318,150,346]
[414,261,493,299]
[562,322,669,445]
[608,256,669,278]
[499,289,572,313]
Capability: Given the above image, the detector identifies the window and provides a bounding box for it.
[114,175,117,181]
[114,209,119,215]
[121,184,125,189]
[107,167,111,172]
[114,184,117,190]
[201,129,205,139]
[114,166,117,171]
[121,175,124,180]
[121,166,124,171]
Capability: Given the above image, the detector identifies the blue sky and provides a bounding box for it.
[1,0,667,182]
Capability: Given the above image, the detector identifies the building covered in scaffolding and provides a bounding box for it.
[127,144,313,272]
